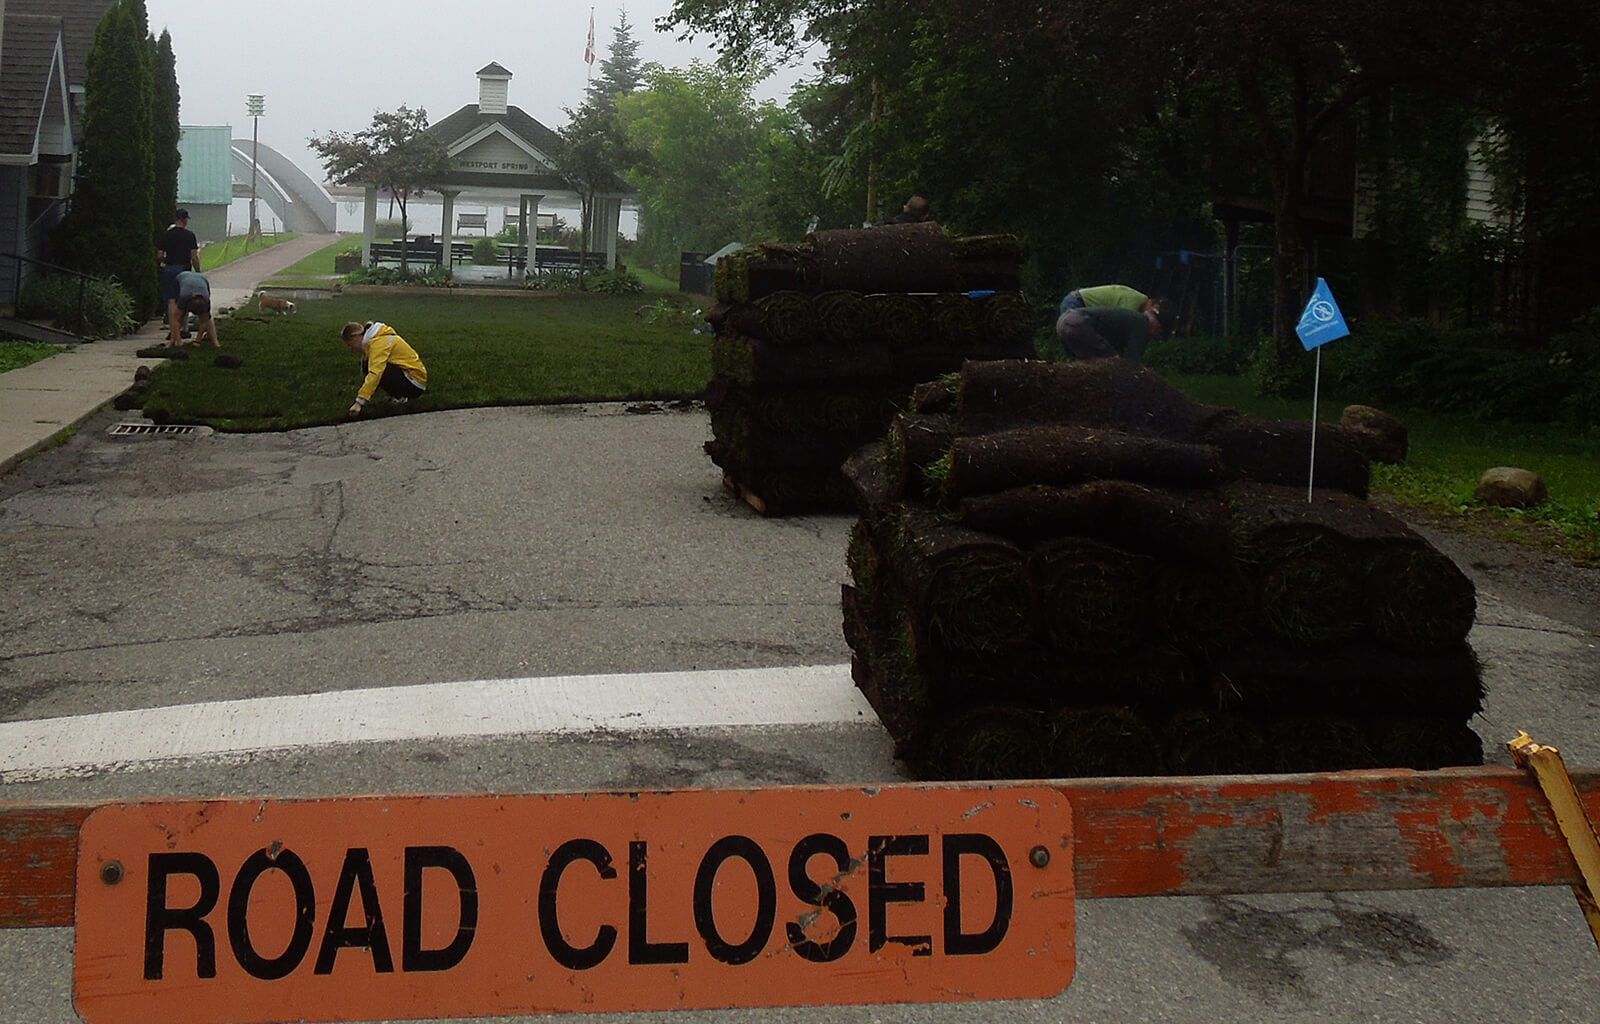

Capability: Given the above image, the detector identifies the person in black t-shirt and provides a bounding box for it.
[157,210,200,343]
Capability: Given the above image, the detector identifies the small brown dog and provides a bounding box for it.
[258,292,296,314]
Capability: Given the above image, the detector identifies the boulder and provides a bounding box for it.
[1475,466,1547,508]
[1340,405,1408,464]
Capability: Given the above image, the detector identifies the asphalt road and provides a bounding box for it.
[2,402,1598,1023]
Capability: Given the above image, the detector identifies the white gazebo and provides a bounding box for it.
[357,63,628,270]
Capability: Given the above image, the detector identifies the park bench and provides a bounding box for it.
[367,240,442,269]
[448,241,476,266]
[455,211,489,234]
[533,247,606,273]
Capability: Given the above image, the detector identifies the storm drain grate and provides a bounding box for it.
[107,423,208,437]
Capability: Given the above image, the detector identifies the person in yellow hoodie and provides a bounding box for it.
[342,320,428,417]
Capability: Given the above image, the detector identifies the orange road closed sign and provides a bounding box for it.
[74,785,1074,1023]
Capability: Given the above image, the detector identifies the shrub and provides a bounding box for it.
[1322,320,1573,422]
[342,264,401,286]
[18,273,137,337]
[586,268,644,295]
[472,238,498,265]
[524,268,580,291]
[1146,334,1256,376]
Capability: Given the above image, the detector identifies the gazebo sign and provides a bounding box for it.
[73,785,1075,1022]
[455,159,533,173]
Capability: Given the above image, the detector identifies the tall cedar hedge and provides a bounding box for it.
[56,2,158,322]
[150,31,181,231]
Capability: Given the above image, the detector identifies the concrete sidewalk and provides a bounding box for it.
[0,233,338,476]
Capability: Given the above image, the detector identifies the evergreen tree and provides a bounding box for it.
[586,8,646,113]
[55,1,157,324]
[150,30,182,231]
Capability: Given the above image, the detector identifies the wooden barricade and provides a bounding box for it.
[5,765,1599,930]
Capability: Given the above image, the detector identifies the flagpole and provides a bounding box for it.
[1307,347,1322,503]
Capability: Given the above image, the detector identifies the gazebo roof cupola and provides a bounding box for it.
[476,62,513,116]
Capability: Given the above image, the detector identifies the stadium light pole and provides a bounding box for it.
[246,93,265,239]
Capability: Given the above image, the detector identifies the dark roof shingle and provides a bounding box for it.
[9,0,116,88]
[0,15,68,158]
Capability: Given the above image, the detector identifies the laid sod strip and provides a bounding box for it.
[1160,709,1274,776]
[1029,536,1156,656]
[1047,705,1166,778]
[1212,641,1486,718]
[1364,545,1478,653]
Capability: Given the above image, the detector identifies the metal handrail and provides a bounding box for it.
[1,251,92,334]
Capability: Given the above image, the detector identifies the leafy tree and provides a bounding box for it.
[55,0,157,324]
[665,0,1488,394]
[150,30,181,230]
[617,61,790,268]
[586,8,647,112]
[556,100,635,288]
[1474,0,1600,334]
[309,106,451,275]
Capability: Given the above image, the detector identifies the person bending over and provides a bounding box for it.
[342,320,428,417]
[172,270,218,347]
[1055,304,1175,364]
[1058,283,1162,317]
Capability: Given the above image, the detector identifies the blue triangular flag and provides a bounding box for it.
[1296,278,1350,350]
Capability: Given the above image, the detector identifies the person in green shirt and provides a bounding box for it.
[1055,304,1175,363]
[1059,283,1159,315]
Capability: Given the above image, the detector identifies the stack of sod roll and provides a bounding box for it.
[841,358,1483,780]
[704,223,1037,514]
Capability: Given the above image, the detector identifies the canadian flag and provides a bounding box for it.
[584,10,596,65]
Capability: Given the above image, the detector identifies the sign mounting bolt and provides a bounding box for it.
[1029,845,1050,868]
[100,861,124,885]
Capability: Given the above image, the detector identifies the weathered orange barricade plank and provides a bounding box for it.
[4,767,1599,930]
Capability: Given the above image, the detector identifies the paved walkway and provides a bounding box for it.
[0,233,338,476]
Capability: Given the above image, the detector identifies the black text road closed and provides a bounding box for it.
[74,785,1074,1023]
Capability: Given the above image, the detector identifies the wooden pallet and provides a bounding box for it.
[723,472,773,515]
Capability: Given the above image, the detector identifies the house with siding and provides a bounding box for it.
[0,0,115,309]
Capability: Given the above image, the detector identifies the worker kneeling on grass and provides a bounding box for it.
[342,320,428,417]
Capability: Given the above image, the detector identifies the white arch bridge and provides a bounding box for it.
[230,140,338,234]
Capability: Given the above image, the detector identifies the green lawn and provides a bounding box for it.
[134,291,1599,560]
[1169,373,1600,561]
[0,339,65,373]
[200,232,301,271]
[261,234,361,282]
[139,290,710,431]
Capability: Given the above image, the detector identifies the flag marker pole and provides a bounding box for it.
[1307,346,1321,502]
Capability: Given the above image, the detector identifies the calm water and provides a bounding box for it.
[224,196,634,239]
